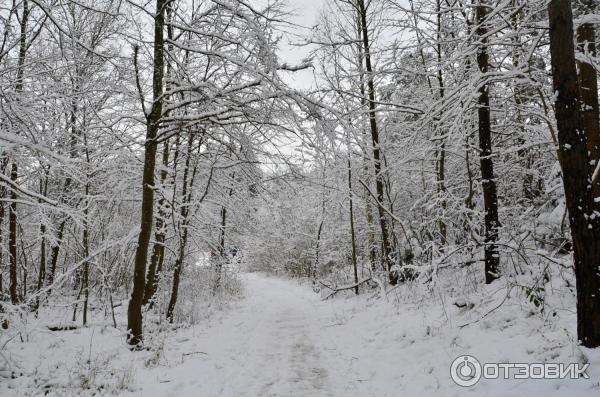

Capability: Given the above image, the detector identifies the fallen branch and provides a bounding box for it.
[458,285,513,329]
[318,280,336,291]
[321,277,372,300]
[47,324,78,331]
[182,351,208,357]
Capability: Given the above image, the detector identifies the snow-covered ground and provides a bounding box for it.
[2,273,599,396]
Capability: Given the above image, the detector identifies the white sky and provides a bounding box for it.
[276,0,327,90]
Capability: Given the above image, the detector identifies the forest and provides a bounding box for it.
[1,0,600,395]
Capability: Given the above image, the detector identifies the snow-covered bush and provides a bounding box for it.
[167,265,243,326]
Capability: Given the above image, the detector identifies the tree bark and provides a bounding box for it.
[46,215,67,287]
[576,0,600,207]
[348,156,359,294]
[8,159,18,304]
[82,146,90,326]
[548,0,600,348]
[34,174,48,311]
[144,4,174,306]
[312,186,326,280]
[354,16,377,272]
[475,0,500,284]
[166,133,194,322]
[127,0,166,346]
[143,140,169,306]
[215,169,235,291]
[0,157,6,297]
[355,0,395,284]
[435,0,447,246]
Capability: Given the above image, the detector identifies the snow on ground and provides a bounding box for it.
[1,272,599,396]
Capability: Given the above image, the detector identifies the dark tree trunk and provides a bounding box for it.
[8,160,18,304]
[435,0,447,246]
[215,170,234,291]
[348,157,359,294]
[82,214,89,326]
[0,158,6,328]
[144,4,174,307]
[313,204,324,279]
[46,216,67,287]
[215,206,227,272]
[475,0,500,284]
[0,157,6,297]
[548,0,600,348]
[36,225,46,294]
[166,133,194,322]
[82,146,90,326]
[127,0,166,346]
[34,175,48,311]
[577,0,600,207]
[143,140,170,306]
[356,0,395,284]
[355,21,377,273]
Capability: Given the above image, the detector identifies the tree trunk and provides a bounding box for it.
[46,216,67,288]
[127,0,166,346]
[34,175,48,312]
[8,159,18,304]
[0,157,6,297]
[435,0,447,246]
[312,187,326,280]
[143,140,170,306]
[577,0,600,207]
[166,133,194,322]
[215,170,235,291]
[356,0,395,284]
[548,0,600,348]
[354,17,377,273]
[475,0,500,284]
[8,0,30,305]
[144,4,174,306]
[82,153,90,326]
[348,157,359,295]
[82,220,89,325]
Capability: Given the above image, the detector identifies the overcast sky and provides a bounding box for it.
[276,0,326,90]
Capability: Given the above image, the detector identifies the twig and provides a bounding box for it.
[458,286,513,329]
[321,277,372,300]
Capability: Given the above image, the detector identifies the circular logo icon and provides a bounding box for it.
[450,355,482,387]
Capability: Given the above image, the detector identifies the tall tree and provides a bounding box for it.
[355,0,395,284]
[166,132,195,322]
[475,0,500,284]
[548,0,600,347]
[9,0,31,304]
[127,0,167,346]
[143,2,175,306]
[347,147,359,294]
[577,0,600,206]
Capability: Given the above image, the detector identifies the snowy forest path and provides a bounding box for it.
[139,273,340,397]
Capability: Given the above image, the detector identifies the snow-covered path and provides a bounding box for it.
[135,274,336,397]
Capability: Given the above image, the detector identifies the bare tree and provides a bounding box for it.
[355,0,395,284]
[475,0,500,284]
[127,0,167,347]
